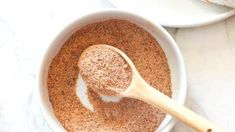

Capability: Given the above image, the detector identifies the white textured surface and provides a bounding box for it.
[0,0,235,131]
[167,16,235,132]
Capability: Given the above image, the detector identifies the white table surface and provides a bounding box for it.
[0,0,234,131]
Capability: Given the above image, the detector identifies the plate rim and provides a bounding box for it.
[108,0,235,28]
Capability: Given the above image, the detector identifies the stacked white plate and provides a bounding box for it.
[109,0,235,27]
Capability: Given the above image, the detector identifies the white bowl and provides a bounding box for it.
[38,9,187,132]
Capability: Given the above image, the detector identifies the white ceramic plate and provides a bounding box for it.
[108,0,235,27]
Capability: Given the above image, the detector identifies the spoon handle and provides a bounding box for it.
[125,79,224,132]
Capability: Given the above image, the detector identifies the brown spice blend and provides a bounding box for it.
[47,19,172,132]
[78,45,132,96]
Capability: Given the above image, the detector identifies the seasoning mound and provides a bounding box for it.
[47,19,172,131]
[78,45,132,96]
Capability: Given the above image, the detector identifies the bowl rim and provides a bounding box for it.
[38,9,187,132]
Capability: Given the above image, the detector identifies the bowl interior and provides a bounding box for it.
[39,10,186,132]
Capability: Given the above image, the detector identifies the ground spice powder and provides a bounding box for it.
[47,19,172,131]
[78,45,132,96]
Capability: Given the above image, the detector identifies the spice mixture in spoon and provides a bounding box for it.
[78,45,132,96]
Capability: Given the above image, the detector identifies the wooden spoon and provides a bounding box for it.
[98,44,224,132]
